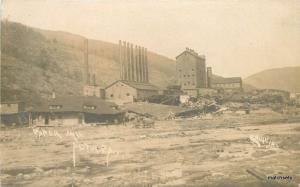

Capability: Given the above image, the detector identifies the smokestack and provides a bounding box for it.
[130,43,135,81]
[142,47,146,82]
[127,42,131,81]
[92,74,96,86]
[52,92,56,99]
[84,39,90,85]
[119,40,123,80]
[135,45,140,82]
[207,67,212,88]
[123,41,127,80]
[145,48,149,83]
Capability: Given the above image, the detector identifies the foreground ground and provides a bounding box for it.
[1,111,300,187]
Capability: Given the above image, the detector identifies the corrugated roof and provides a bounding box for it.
[106,80,160,91]
[212,77,242,84]
[32,96,122,115]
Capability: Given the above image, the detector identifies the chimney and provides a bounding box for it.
[92,74,96,86]
[207,67,212,88]
[84,38,90,85]
[52,92,56,99]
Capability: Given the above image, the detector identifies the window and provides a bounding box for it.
[110,94,114,98]
[183,75,186,77]
[83,105,96,110]
[192,69,194,71]
[49,105,62,109]
[7,104,11,107]
[126,93,130,96]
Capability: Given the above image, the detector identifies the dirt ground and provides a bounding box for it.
[1,112,300,187]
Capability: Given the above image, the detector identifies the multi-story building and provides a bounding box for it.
[176,48,207,96]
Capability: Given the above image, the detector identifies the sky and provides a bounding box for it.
[1,0,300,77]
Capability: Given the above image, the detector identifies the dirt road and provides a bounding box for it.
[1,113,300,186]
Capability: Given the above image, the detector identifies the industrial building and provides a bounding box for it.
[105,40,159,103]
[207,67,243,91]
[176,48,243,96]
[31,96,124,126]
[105,80,159,103]
[176,48,207,96]
[211,77,243,90]
[0,100,28,125]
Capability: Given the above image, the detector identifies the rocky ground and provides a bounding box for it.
[1,112,300,187]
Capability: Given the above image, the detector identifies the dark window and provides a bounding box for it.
[126,93,130,96]
[7,104,11,107]
[192,69,194,71]
[110,94,114,98]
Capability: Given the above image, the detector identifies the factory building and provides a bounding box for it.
[105,80,159,104]
[176,48,207,97]
[176,48,243,96]
[212,77,242,90]
[105,40,159,104]
[207,67,243,91]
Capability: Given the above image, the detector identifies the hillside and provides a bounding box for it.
[1,21,176,104]
[244,66,300,92]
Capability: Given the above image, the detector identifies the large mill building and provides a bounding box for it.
[176,48,242,96]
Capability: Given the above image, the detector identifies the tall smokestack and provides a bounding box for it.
[123,41,127,80]
[207,67,212,88]
[127,42,131,81]
[119,40,123,80]
[84,39,90,85]
[141,47,145,82]
[130,43,134,81]
[145,48,149,83]
[139,46,143,82]
[135,45,140,82]
[92,74,96,86]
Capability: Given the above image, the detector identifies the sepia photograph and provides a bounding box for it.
[0,0,300,186]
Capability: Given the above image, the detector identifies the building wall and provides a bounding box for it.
[212,82,242,90]
[83,85,101,97]
[182,89,198,97]
[0,103,21,114]
[137,89,159,99]
[33,113,84,126]
[176,52,206,91]
[105,81,137,103]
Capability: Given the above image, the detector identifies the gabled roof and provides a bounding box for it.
[212,77,242,84]
[106,80,160,91]
[176,49,205,60]
[0,100,24,104]
[32,96,122,115]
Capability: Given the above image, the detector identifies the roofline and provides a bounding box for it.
[176,50,205,60]
[105,80,160,90]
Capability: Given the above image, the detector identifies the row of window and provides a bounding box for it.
[49,105,97,110]
[178,69,194,72]
[183,81,195,86]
